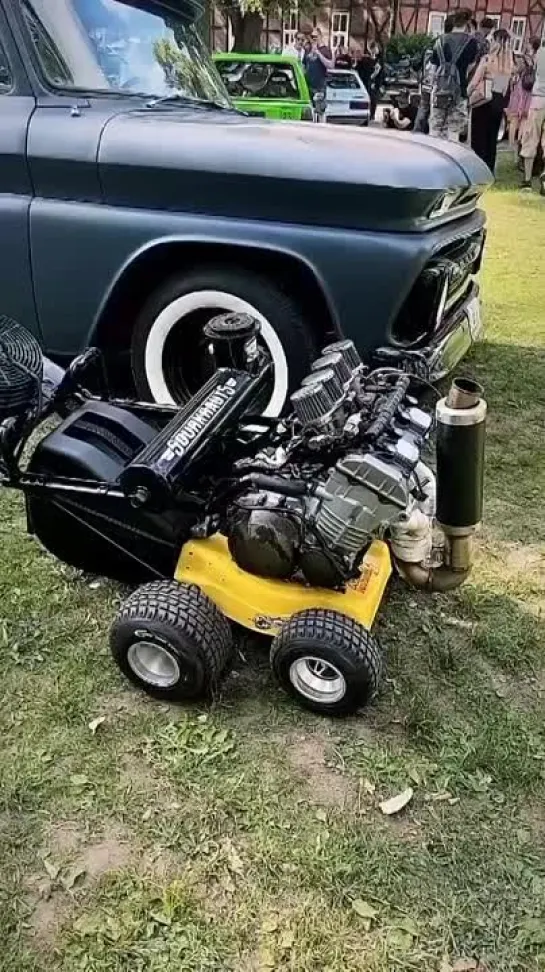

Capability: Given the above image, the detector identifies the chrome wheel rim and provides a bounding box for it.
[127,640,180,688]
[289,656,346,704]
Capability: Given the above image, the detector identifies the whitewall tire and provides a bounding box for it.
[130,267,317,416]
[143,290,288,418]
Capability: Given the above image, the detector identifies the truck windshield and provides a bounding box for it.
[22,0,231,106]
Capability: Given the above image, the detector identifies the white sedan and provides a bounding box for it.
[324,70,370,126]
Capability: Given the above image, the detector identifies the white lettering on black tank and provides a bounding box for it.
[159,377,239,464]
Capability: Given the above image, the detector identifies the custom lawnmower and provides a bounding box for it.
[0,314,486,716]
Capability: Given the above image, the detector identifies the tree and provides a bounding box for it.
[386,32,433,62]
[218,0,318,54]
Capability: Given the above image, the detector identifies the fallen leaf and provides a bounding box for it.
[362,777,376,795]
[223,839,244,875]
[379,787,414,816]
[70,774,89,787]
[280,929,295,950]
[88,716,105,734]
[315,808,327,823]
[262,916,279,934]
[150,911,172,927]
[396,916,418,937]
[451,960,478,971]
[351,899,378,929]
[430,791,453,803]
[62,866,86,891]
[219,871,235,895]
[258,945,276,969]
[408,767,421,786]
[388,929,414,950]
[141,807,152,822]
[42,859,59,881]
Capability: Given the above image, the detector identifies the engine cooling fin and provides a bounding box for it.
[0,316,43,420]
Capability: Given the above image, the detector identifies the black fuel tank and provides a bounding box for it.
[26,401,198,582]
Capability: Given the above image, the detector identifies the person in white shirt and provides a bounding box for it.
[520,45,545,192]
[283,31,307,63]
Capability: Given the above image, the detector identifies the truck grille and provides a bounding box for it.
[391,228,485,347]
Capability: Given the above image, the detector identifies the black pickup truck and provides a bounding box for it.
[0,0,492,414]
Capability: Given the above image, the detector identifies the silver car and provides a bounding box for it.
[325,70,370,126]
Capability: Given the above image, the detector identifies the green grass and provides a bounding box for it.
[1,157,545,971]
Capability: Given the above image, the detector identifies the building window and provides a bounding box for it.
[511,16,526,53]
[486,14,501,29]
[226,16,234,51]
[283,9,299,50]
[331,11,350,48]
[428,12,446,37]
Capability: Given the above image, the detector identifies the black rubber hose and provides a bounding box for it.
[364,375,411,441]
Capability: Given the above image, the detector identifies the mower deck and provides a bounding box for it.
[175,534,392,636]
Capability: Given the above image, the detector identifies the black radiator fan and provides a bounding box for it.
[0,316,43,420]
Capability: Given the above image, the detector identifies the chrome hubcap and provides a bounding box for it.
[127,640,180,688]
[289,656,346,704]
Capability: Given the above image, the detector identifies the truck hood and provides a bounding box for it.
[98,108,493,232]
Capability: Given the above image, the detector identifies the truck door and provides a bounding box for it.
[0,4,40,338]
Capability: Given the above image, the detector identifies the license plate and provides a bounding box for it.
[466,296,483,341]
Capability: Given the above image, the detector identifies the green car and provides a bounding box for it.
[213,52,313,122]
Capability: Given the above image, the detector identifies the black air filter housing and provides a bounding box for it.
[0,316,43,420]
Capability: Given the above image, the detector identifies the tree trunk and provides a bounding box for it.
[196,0,211,47]
[229,9,264,52]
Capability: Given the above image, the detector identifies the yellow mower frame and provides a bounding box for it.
[175,533,392,637]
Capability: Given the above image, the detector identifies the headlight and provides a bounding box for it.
[427,189,464,219]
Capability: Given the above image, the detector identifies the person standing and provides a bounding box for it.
[334,44,353,69]
[414,17,454,134]
[469,29,514,173]
[520,43,545,193]
[429,8,479,142]
[354,41,381,119]
[473,17,496,59]
[283,31,307,63]
[506,37,540,159]
[303,27,334,97]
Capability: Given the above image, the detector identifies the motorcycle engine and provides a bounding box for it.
[226,339,435,589]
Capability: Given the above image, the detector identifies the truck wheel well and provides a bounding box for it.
[94,242,337,354]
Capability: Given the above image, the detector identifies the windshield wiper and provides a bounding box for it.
[145,94,234,111]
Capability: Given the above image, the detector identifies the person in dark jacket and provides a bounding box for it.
[303,27,334,96]
[474,17,497,59]
[429,8,479,141]
[334,44,353,69]
[354,41,382,119]
[383,89,418,130]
